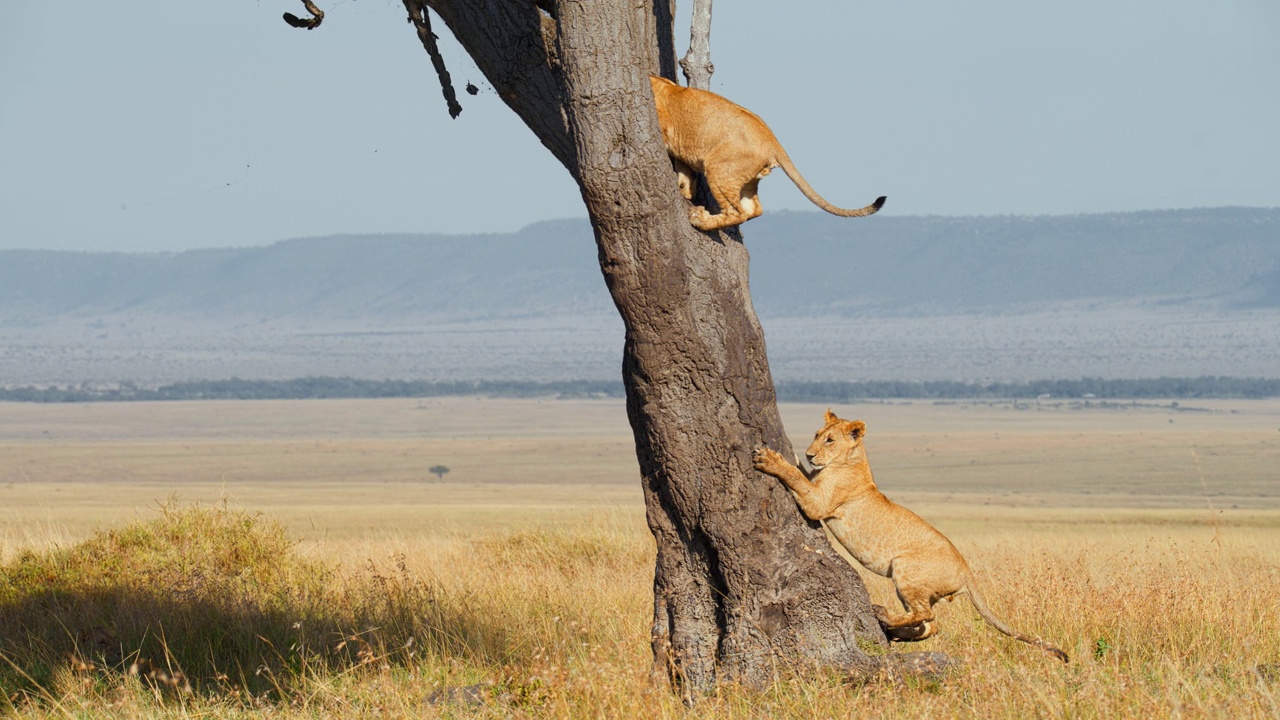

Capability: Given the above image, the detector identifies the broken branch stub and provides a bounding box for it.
[283,0,325,30]
[403,0,464,119]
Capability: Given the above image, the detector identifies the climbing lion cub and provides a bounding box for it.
[753,410,1069,663]
[649,75,886,231]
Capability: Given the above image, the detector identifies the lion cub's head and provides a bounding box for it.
[805,410,867,469]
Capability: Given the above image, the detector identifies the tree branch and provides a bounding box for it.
[424,0,575,174]
[282,0,325,30]
[403,1,463,119]
[679,0,713,89]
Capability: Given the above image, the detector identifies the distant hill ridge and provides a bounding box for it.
[2,208,1277,323]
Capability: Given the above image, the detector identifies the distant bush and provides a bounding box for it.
[0,377,627,403]
[2,375,1279,403]
[775,376,1280,401]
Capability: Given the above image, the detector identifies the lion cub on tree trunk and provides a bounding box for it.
[649,75,886,232]
[753,410,1069,663]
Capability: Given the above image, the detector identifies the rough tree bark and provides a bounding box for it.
[374,0,892,695]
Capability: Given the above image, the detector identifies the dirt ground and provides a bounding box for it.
[2,396,1277,558]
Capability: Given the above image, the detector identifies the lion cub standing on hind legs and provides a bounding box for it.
[753,410,1069,663]
[649,75,886,232]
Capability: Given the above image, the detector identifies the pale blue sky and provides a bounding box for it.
[2,0,1277,251]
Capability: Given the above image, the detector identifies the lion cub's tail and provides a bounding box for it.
[965,584,1070,663]
[773,146,886,218]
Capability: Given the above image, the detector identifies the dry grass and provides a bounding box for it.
[3,504,1277,718]
[1,397,1278,717]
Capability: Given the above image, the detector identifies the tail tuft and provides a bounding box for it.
[872,196,887,210]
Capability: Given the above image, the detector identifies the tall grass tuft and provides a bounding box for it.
[0,502,340,700]
[0,503,656,715]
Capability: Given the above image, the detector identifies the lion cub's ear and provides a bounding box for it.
[824,408,839,424]
[845,420,867,440]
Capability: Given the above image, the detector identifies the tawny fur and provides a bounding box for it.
[649,75,886,232]
[753,410,1069,663]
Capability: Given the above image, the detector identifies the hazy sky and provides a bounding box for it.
[2,0,1277,252]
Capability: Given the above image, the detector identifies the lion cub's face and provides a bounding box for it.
[805,410,867,469]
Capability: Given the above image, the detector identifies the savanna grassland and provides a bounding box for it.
[2,397,1279,718]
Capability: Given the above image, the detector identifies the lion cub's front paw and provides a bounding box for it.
[752,447,790,476]
[688,206,713,229]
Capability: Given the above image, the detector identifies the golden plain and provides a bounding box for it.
[1,396,1278,718]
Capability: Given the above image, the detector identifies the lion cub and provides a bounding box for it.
[753,410,1068,663]
[649,76,886,232]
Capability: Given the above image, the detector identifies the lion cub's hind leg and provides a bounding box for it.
[739,177,764,221]
[688,162,766,232]
[882,619,937,643]
[876,582,940,641]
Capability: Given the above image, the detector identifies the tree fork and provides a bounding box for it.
[423,0,576,172]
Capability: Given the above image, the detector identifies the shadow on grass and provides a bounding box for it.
[0,504,515,702]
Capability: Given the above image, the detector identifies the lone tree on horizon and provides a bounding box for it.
[427,464,450,481]
[281,0,901,696]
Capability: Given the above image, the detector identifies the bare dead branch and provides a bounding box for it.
[282,0,325,30]
[403,0,463,119]
[680,0,714,89]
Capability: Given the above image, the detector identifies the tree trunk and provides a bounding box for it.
[424,0,886,695]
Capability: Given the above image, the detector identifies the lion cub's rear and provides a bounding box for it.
[753,410,1068,663]
[649,76,885,232]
